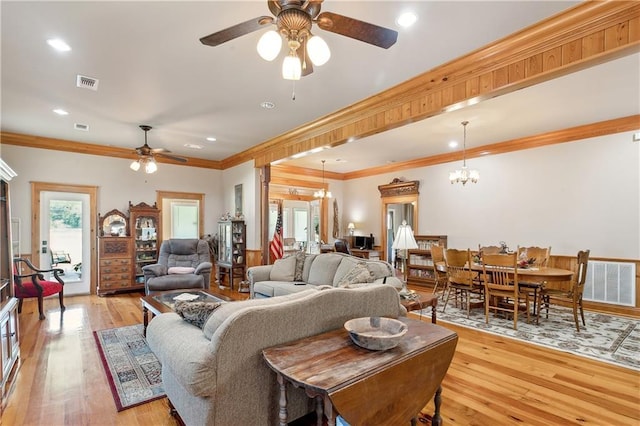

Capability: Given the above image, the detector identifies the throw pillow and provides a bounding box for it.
[294,250,306,281]
[337,263,375,287]
[168,266,196,274]
[270,255,296,281]
[175,300,224,329]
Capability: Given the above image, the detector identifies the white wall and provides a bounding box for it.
[343,132,640,259]
[2,145,223,254]
[220,161,258,249]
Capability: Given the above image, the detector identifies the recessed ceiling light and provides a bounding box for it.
[53,108,69,116]
[260,101,275,109]
[448,141,458,148]
[396,12,417,28]
[47,38,71,52]
[206,137,217,142]
[184,143,203,150]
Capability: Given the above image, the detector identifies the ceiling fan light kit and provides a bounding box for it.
[200,0,398,81]
[130,125,187,174]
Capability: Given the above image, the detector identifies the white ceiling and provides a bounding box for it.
[2,1,638,174]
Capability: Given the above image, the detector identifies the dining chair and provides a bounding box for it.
[430,244,447,296]
[517,246,551,267]
[539,250,590,332]
[482,252,530,330]
[13,257,66,320]
[517,246,551,319]
[479,245,503,256]
[442,248,483,318]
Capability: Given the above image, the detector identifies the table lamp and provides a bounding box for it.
[347,222,355,236]
[391,220,418,298]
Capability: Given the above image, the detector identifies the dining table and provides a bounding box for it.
[436,261,574,318]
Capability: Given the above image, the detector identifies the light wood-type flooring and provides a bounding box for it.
[3,286,639,425]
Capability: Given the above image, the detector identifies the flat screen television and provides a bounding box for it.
[354,236,373,250]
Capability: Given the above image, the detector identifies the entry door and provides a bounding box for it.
[39,191,91,295]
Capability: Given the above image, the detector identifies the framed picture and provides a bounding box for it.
[235,184,243,216]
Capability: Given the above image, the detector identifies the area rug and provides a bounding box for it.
[416,303,640,371]
[93,324,166,411]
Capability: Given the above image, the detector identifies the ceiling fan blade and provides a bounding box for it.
[156,152,188,163]
[298,44,314,76]
[316,12,398,49]
[200,16,274,47]
[150,147,170,153]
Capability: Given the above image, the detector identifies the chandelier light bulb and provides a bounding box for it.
[307,35,330,66]
[257,30,282,61]
[282,53,302,80]
[130,160,141,171]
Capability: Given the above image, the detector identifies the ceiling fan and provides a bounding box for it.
[130,125,186,174]
[199,0,398,79]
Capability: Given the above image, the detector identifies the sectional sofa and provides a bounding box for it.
[247,252,403,298]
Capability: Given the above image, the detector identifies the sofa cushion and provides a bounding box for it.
[175,300,225,328]
[307,254,343,286]
[337,262,375,287]
[269,256,296,281]
[202,290,317,340]
[253,280,308,298]
[168,266,196,274]
[301,254,317,282]
[294,251,306,281]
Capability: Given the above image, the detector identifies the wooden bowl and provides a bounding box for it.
[344,317,408,351]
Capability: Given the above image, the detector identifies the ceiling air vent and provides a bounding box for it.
[74,123,89,131]
[76,74,99,91]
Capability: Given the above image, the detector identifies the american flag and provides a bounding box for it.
[269,202,283,262]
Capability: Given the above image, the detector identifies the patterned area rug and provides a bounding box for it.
[93,324,166,411]
[418,302,640,371]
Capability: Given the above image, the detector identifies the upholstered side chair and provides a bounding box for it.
[13,257,65,320]
[143,238,212,295]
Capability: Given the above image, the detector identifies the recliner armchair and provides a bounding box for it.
[142,238,212,295]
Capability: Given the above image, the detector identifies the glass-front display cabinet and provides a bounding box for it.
[217,219,246,291]
[129,201,160,282]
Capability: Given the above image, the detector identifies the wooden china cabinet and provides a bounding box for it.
[129,201,160,286]
[97,209,135,296]
[0,159,20,413]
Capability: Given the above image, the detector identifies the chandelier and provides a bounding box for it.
[256,9,330,81]
[314,160,332,199]
[449,121,479,185]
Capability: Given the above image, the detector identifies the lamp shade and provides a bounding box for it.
[282,54,301,80]
[307,35,330,66]
[391,220,418,250]
[257,30,282,61]
[144,158,157,174]
[130,160,141,171]
[347,222,355,230]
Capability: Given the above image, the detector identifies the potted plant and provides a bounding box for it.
[73,262,82,278]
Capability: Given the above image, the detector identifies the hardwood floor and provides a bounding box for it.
[3,288,639,425]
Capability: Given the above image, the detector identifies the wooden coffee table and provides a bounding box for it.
[400,289,439,323]
[141,288,233,336]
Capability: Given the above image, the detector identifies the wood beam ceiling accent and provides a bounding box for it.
[229,1,639,169]
[0,131,222,170]
[344,115,640,180]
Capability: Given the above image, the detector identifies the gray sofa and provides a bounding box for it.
[142,238,212,295]
[247,252,402,298]
[146,285,406,425]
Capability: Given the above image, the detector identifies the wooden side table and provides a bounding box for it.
[263,318,458,426]
[401,290,438,323]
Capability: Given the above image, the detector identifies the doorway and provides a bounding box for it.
[31,182,97,294]
[157,191,204,240]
